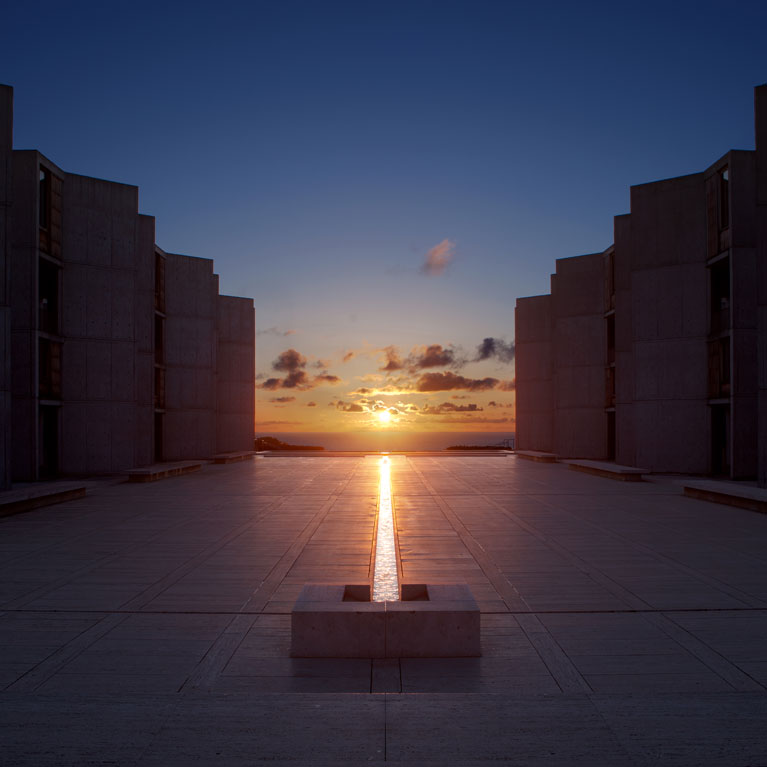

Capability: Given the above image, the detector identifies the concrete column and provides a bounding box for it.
[514,294,553,452]
[0,85,12,489]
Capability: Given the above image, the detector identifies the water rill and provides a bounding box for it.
[290,454,480,658]
[372,456,399,602]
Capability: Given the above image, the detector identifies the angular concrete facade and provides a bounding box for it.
[516,84,767,486]
[0,85,255,486]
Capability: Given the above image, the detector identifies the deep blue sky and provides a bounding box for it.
[3,1,766,436]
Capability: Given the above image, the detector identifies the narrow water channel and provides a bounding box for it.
[372,455,399,601]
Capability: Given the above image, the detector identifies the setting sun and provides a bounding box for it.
[377,409,392,424]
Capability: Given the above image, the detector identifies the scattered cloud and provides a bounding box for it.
[420,239,455,276]
[408,344,460,370]
[314,373,341,385]
[497,379,516,391]
[475,337,515,364]
[273,349,306,373]
[342,350,356,363]
[421,402,483,415]
[257,326,296,337]
[306,401,317,407]
[379,345,404,372]
[259,348,343,391]
[336,400,364,413]
[257,420,303,426]
[415,371,499,392]
[312,358,331,369]
[270,396,296,403]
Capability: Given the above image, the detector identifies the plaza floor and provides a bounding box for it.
[2,455,767,765]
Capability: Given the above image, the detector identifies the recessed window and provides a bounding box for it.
[39,168,50,230]
[719,167,729,230]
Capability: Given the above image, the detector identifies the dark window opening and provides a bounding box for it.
[719,167,729,231]
[709,258,730,335]
[605,366,616,408]
[607,411,616,462]
[39,168,50,230]
[154,252,166,313]
[708,337,731,399]
[39,405,59,479]
[154,413,163,463]
[711,404,730,476]
[154,365,166,410]
[606,314,615,365]
[604,250,615,312]
[38,259,60,334]
[38,338,62,399]
[154,315,165,365]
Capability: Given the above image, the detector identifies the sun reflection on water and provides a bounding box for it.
[372,455,399,602]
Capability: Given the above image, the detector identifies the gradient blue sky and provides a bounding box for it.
[3,0,766,440]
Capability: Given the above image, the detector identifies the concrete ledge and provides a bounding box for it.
[125,461,204,483]
[290,582,480,658]
[683,481,767,514]
[516,450,558,463]
[0,483,87,518]
[566,459,645,481]
[212,451,254,464]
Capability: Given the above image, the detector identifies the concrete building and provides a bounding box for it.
[0,84,255,488]
[516,84,767,487]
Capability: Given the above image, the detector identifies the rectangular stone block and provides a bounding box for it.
[387,583,481,658]
[290,584,385,658]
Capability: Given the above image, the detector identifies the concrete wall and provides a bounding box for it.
[0,85,11,489]
[163,253,218,460]
[216,295,255,453]
[614,215,635,467]
[59,173,153,475]
[726,151,760,478]
[628,173,710,474]
[9,151,43,480]
[552,253,606,459]
[514,294,553,452]
[756,84,767,488]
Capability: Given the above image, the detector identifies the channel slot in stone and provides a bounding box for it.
[372,456,399,602]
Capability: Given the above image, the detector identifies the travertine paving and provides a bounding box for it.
[2,455,767,764]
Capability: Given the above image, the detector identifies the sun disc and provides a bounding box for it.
[377,409,391,424]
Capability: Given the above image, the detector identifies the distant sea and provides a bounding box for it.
[255,431,515,452]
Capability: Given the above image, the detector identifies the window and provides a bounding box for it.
[719,167,729,231]
[38,259,60,334]
[39,168,50,230]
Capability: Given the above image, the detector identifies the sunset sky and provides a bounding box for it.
[3,1,767,444]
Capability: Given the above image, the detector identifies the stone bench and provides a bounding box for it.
[516,450,558,463]
[212,451,254,464]
[683,481,767,514]
[125,461,204,483]
[566,459,645,481]
[0,483,87,517]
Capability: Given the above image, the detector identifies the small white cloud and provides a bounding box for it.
[420,239,455,276]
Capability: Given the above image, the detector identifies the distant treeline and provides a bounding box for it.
[446,444,510,450]
[254,436,324,451]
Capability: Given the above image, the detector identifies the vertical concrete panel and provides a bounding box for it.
[552,254,606,459]
[514,294,553,452]
[163,253,217,460]
[0,85,12,488]
[61,173,146,474]
[9,152,40,480]
[628,174,709,474]
[756,205,767,487]
[216,295,255,453]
